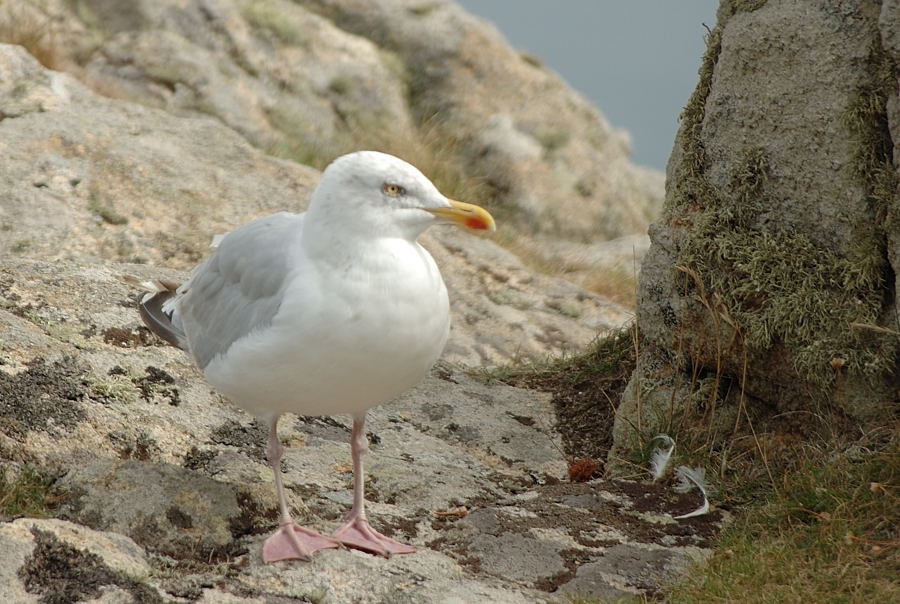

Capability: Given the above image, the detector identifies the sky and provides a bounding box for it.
[455,1,719,171]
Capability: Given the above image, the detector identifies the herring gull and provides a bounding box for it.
[136,151,495,562]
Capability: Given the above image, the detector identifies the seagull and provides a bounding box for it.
[135,151,495,562]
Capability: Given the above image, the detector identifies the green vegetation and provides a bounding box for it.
[88,194,129,226]
[502,324,898,602]
[11,238,32,253]
[665,437,899,603]
[534,125,570,154]
[327,75,353,96]
[86,373,139,403]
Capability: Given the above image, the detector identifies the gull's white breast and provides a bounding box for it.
[201,238,450,417]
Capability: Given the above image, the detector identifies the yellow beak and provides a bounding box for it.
[427,200,496,232]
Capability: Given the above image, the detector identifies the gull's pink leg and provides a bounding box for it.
[261,415,340,563]
[331,413,415,557]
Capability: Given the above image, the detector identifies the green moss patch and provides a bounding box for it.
[0,465,65,518]
[665,438,899,602]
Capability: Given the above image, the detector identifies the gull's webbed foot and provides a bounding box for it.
[262,523,341,563]
[331,516,415,557]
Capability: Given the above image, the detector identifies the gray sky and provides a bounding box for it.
[455,1,718,171]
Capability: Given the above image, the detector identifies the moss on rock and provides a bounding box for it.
[664,15,898,392]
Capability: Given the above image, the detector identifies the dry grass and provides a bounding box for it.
[0,2,67,71]
[494,230,640,307]
[585,268,638,307]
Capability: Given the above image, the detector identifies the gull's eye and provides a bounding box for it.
[383,183,405,197]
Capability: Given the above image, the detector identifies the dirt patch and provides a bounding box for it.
[502,328,636,466]
[102,325,157,348]
[0,357,87,437]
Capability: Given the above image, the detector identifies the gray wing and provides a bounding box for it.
[178,212,303,369]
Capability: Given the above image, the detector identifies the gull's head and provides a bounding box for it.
[307,151,495,240]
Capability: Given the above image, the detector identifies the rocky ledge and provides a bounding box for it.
[0,259,722,603]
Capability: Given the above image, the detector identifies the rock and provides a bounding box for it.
[304,0,664,240]
[76,0,415,153]
[881,0,900,316]
[0,42,318,268]
[0,43,627,365]
[554,543,710,602]
[467,532,569,586]
[612,0,900,461]
[0,1,716,600]
[0,255,721,601]
[0,518,161,604]
[3,0,663,251]
[233,547,546,604]
[422,228,633,366]
[57,458,246,560]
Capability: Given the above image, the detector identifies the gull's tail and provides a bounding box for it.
[122,276,188,350]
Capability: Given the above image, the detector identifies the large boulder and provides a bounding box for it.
[612,0,900,461]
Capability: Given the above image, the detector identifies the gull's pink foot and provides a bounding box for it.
[262,523,341,563]
[331,517,415,557]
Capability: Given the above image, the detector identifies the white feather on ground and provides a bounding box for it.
[673,465,713,519]
[649,434,676,481]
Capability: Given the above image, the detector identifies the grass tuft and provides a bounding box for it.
[241,0,307,46]
[0,2,67,71]
[0,464,65,518]
[665,435,899,602]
